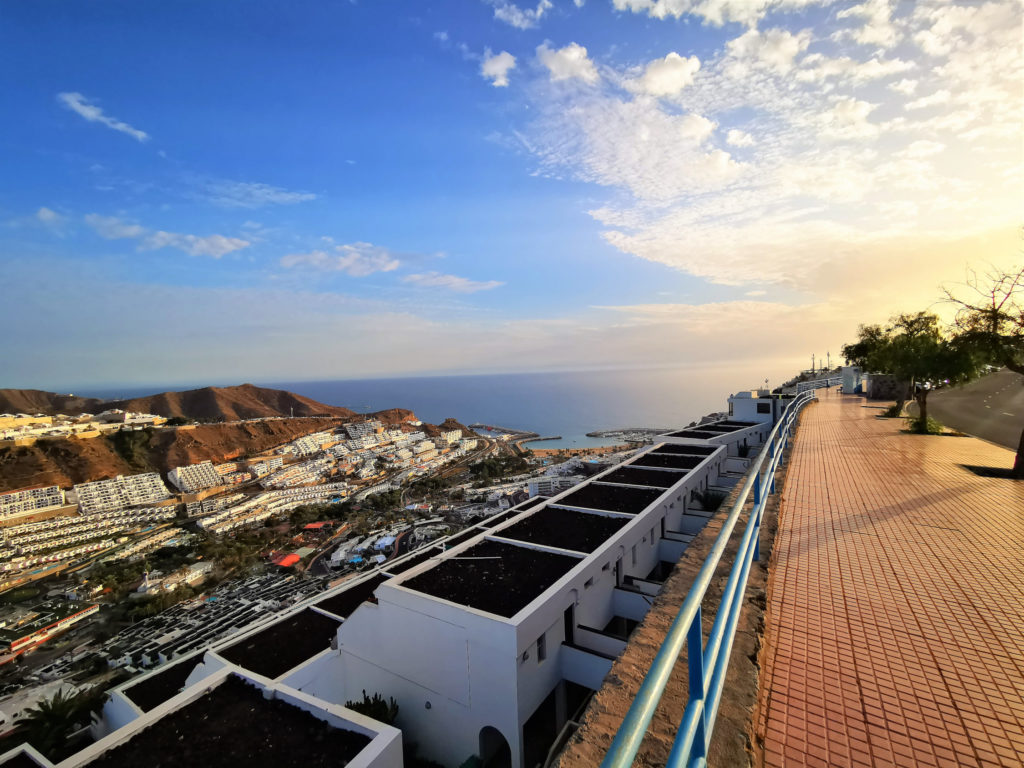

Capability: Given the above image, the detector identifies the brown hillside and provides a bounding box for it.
[422,418,476,439]
[0,418,344,492]
[0,389,103,416]
[98,384,355,421]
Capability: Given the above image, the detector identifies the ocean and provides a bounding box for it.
[77,363,796,450]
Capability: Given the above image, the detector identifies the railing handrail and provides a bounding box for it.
[795,376,841,393]
[600,390,817,768]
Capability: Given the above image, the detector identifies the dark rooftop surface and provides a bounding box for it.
[554,483,664,514]
[383,548,437,575]
[598,466,687,489]
[496,506,631,553]
[652,444,718,455]
[218,609,340,679]
[0,752,43,768]
[717,420,757,427]
[314,573,389,618]
[89,675,371,768]
[664,429,719,439]
[402,539,579,618]
[631,453,707,470]
[122,652,203,713]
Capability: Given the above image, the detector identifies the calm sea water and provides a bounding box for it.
[78,364,794,450]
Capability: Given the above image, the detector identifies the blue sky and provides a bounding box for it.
[1,0,1020,390]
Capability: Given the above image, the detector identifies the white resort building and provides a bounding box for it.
[89,409,773,768]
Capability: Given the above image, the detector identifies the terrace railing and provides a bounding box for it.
[600,389,817,768]
[795,375,841,393]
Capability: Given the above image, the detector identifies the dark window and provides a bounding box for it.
[536,633,546,662]
[757,403,771,414]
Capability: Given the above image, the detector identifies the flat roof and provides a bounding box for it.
[496,506,631,554]
[88,675,371,768]
[598,466,688,489]
[650,444,718,456]
[663,429,719,439]
[552,483,664,515]
[401,539,579,619]
[122,652,203,713]
[314,573,389,619]
[629,453,707,471]
[218,608,340,679]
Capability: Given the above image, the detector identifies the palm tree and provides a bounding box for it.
[19,688,83,760]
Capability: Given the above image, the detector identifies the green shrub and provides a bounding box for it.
[907,416,944,434]
[881,404,903,417]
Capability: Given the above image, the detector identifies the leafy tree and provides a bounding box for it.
[841,312,981,431]
[943,265,1024,475]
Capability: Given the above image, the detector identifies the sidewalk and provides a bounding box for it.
[755,389,1024,767]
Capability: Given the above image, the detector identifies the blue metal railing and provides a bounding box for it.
[600,390,817,768]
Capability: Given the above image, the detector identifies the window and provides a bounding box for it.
[631,545,637,566]
[584,577,593,590]
[757,402,771,414]
[650,527,655,545]
[536,633,546,662]
[602,562,610,571]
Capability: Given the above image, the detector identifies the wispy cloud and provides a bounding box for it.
[199,179,317,208]
[84,214,249,257]
[488,0,552,29]
[57,92,149,142]
[402,271,504,293]
[280,243,402,276]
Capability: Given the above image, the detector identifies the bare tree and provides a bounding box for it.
[943,264,1024,476]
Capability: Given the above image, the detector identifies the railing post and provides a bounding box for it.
[769,440,777,494]
[687,606,707,761]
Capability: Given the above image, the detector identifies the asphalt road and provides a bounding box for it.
[925,369,1024,451]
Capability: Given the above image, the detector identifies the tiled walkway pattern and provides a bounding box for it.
[756,390,1024,767]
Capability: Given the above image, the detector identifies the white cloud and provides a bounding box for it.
[835,0,900,48]
[889,78,917,95]
[905,90,951,110]
[726,28,811,76]
[745,289,767,296]
[56,92,149,142]
[489,0,552,29]
[402,271,504,293]
[280,243,402,276]
[626,52,701,97]
[820,97,879,139]
[726,129,754,147]
[434,31,449,42]
[611,0,824,28]
[795,54,914,85]
[84,214,248,257]
[141,232,250,258]
[903,140,945,158]
[36,207,65,228]
[537,42,600,84]
[84,214,146,240]
[481,50,517,87]
[201,180,317,208]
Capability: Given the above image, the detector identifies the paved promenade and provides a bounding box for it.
[755,389,1024,768]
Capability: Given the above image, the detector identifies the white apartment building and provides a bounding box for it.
[167,461,223,493]
[527,475,582,498]
[96,408,776,768]
[0,485,66,520]
[436,429,462,446]
[74,474,172,514]
[345,420,383,440]
[460,438,478,451]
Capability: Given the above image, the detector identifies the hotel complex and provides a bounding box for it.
[65,395,785,768]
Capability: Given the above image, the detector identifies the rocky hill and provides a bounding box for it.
[0,384,354,421]
[0,389,102,416]
[0,409,426,493]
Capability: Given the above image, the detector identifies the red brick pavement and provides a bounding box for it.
[755,389,1024,768]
